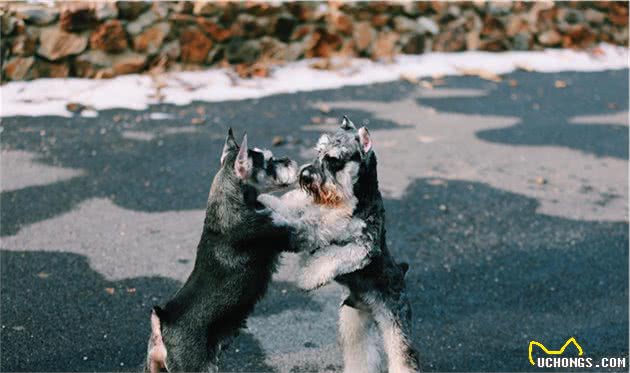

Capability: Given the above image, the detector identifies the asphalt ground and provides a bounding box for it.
[1,69,628,372]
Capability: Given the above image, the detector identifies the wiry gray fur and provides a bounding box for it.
[258,117,420,372]
[144,129,299,372]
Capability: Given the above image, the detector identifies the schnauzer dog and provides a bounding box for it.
[258,117,420,373]
[145,129,299,372]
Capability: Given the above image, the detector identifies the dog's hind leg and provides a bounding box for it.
[372,292,420,373]
[339,304,383,373]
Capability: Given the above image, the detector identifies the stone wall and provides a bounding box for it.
[2,1,628,81]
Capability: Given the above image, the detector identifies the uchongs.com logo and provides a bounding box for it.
[528,337,627,369]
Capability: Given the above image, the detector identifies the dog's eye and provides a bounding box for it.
[325,156,345,172]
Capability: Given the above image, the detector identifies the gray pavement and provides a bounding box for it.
[1,69,628,372]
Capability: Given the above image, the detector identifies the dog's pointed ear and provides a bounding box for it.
[340,115,356,131]
[358,126,372,153]
[221,128,238,166]
[234,133,251,179]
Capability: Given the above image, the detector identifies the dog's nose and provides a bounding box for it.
[300,166,314,184]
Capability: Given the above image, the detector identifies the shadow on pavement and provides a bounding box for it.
[1,84,404,237]
[0,250,319,372]
[418,70,629,159]
[384,178,628,371]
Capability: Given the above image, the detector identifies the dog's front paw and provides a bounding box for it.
[257,194,279,209]
[297,260,334,290]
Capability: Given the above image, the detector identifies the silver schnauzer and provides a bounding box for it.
[258,117,420,372]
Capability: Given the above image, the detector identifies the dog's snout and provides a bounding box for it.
[300,165,316,185]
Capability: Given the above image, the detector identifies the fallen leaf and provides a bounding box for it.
[105,287,115,295]
[508,79,518,87]
[191,117,205,125]
[195,106,206,115]
[554,80,567,88]
[535,176,547,185]
[419,80,434,89]
[126,288,136,293]
[456,67,502,82]
[400,73,418,84]
[37,272,49,279]
[316,103,331,114]
[272,136,285,146]
[515,63,534,72]
[311,116,322,124]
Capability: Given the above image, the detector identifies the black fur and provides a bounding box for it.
[149,144,295,372]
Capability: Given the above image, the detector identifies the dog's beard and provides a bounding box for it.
[302,181,345,207]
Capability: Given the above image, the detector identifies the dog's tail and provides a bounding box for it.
[399,262,409,277]
[146,306,168,373]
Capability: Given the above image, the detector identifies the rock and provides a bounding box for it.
[433,28,465,51]
[193,2,218,16]
[307,29,342,58]
[371,14,389,28]
[60,6,97,32]
[563,25,596,49]
[371,31,399,61]
[402,34,425,54]
[506,15,528,37]
[11,31,37,56]
[161,40,181,60]
[94,2,118,20]
[75,50,112,77]
[134,22,170,55]
[37,27,88,61]
[3,56,34,80]
[205,45,224,64]
[180,26,213,63]
[557,8,585,25]
[417,17,439,35]
[353,21,375,52]
[393,16,418,33]
[538,29,562,46]
[18,7,59,26]
[32,60,70,78]
[225,38,261,64]
[117,1,150,20]
[584,8,606,24]
[512,32,531,50]
[90,20,128,53]
[332,13,353,35]
[274,13,296,42]
[126,9,158,35]
[112,52,147,75]
[1,14,17,36]
[196,18,232,42]
[465,30,480,50]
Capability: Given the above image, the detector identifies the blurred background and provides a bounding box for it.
[1,1,628,80]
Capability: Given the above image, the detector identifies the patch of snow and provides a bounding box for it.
[1,44,627,118]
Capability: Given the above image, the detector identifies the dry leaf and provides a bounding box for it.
[37,272,49,279]
[515,63,534,72]
[554,80,567,88]
[508,79,518,87]
[419,80,434,89]
[456,67,502,82]
[126,287,137,293]
[105,287,115,295]
[400,73,418,84]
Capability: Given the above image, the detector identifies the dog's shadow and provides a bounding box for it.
[0,250,317,372]
[384,178,628,372]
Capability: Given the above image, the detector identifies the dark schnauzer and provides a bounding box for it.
[258,117,420,372]
[144,129,299,372]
